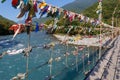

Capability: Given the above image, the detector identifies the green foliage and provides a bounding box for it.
[45,18,54,25]
[0,15,16,35]
[83,0,120,26]
[45,0,120,36]
[62,0,98,13]
[1,0,6,3]
[57,18,65,26]
[71,20,80,26]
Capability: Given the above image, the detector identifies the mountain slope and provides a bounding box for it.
[35,0,98,24]
[0,15,16,35]
[82,0,120,26]
[62,0,98,13]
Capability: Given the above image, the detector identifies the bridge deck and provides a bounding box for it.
[85,36,120,80]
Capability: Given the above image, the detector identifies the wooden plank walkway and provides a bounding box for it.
[85,36,120,80]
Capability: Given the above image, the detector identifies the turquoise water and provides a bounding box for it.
[0,31,100,80]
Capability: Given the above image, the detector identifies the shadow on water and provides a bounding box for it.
[61,49,99,80]
[0,38,20,49]
[61,63,84,80]
[62,68,80,80]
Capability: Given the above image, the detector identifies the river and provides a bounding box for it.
[0,31,100,80]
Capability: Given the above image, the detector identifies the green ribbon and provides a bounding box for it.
[1,0,6,3]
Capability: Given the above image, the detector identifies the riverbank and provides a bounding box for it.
[53,34,111,47]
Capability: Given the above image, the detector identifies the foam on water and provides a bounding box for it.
[16,43,24,48]
[0,39,10,44]
[0,71,3,73]
[0,32,100,80]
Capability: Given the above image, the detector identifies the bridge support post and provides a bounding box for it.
[98,0,102,59]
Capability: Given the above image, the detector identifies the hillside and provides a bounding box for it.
[45,0,120,35]
[62,0,98,13]
[33,0,98,24]
[82,0,120,26]
[32,17,52,24]
[0,15,16,35]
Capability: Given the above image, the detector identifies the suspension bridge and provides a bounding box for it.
[0,0,120,80]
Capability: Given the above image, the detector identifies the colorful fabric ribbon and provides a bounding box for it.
[40,5,49,18]
[38,2,47,9]
[35,22,39,32]
[12,0,20,8]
